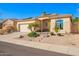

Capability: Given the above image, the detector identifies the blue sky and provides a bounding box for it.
[0,3,79,19]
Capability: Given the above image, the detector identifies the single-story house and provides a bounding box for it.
[1,13,72,34]
[15,13,72,33]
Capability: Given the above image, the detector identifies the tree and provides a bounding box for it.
[41,11,46,16]
[72,17,79,22]
[28,22,40,32]
[28,23,33,32]
[23,17,32,20]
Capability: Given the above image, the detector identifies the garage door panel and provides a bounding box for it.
[20,24,31,32]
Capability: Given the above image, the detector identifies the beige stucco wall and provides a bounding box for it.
[50,17,71,33]
[38,17,49,20]
[50,19,56,32]
[63,18,71,33]
[17,21,35,31]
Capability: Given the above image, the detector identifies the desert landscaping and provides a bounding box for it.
[18,33,79,48]
[0,32,79,48]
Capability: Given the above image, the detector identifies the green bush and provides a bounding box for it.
[27,31,39,37]
[55,27,59,33]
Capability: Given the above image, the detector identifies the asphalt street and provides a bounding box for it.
[0,41,71,56]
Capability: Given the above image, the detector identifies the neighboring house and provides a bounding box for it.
[2,19,15,27]
[2,19,17,31]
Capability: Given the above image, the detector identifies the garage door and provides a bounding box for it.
[19,24,31,32]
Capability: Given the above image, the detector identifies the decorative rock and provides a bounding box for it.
[19,35,24,38]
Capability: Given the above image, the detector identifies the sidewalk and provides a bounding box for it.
[0,35,79,56]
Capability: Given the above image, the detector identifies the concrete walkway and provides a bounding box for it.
[0,32,79,56]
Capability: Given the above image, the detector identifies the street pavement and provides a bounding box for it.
[0,41,70,56]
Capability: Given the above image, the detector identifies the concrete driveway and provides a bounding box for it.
[0,32,26,39]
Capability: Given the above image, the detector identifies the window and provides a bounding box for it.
[56,20,63,29]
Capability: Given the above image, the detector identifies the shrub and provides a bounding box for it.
[27,31,39,37]
[55,27,59,33]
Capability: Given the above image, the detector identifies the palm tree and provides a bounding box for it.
[41,11,46,16]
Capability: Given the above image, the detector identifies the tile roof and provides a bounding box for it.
[39,14,58,18]
[50,14,72,19]
[14,19,36,22]
[38,14,72,19]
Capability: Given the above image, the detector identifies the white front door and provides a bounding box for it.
[20,24,31,32]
